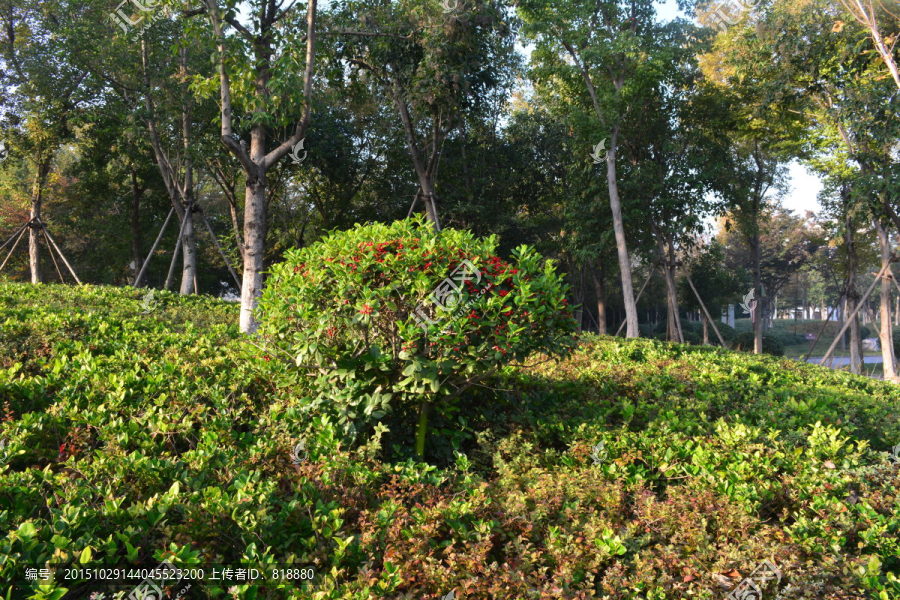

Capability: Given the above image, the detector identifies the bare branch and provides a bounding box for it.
[225,15,255,42]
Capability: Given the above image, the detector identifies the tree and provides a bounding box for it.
[757,0,900,378]
[0,0,90,283]
[700,4,808,353]
[195,0,319,332]
[839,0,900,90]
[680,240,742,344]
[518,0,668,338]
[618,21,727,343]
[331,0,518,232]
[719,204,822,331]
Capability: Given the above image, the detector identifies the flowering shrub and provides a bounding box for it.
[257,217,577,455]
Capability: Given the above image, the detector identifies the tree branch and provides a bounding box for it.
[264,0,318,169]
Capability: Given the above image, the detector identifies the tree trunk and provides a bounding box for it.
[179,206,198,295]
[179,50,198,295]
[845,205,862,374]
[130,168,144,281]
[607,126,639,338]
[207,0,317,333]
[657,235,683,343]
[28,210,42,284]
[227,188,245,264]
[752,226,763,354]
[29,158,51,284]
[848,297,862,375]
[239,128,269,333]
[573,264,585,332]
[591,262,607,335]
[702,315,709,345]
[563,46,637,338]
[875,218,897,381]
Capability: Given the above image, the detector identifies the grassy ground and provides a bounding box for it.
[732,318,898,361]
[1,284,899,599]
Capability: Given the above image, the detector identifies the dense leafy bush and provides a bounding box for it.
[733,331,786,355]
[257,218,577,455]
[765,328,809,347]
[1,284,899,599]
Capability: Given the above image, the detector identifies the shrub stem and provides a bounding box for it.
[415,399,431,458]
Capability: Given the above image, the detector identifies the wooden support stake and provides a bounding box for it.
[134,206,175,288]
[198,209,241,289]
[685,273,727,347]
[616,272,653,337]
[819,263,890,366]
[41,223,82,285]
[0,221,29,253]
[802,290,845,362]
[0,225,28,273]
[41,226,66,283]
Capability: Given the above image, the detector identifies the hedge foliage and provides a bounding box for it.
[0,284,898,599]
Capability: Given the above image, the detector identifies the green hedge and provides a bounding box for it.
[1,283,898,599]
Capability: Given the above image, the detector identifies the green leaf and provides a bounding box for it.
[16,521,37,539]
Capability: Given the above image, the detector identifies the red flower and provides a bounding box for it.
[263,354,271,362]
[499,289,509,297]
[360,304,373,315]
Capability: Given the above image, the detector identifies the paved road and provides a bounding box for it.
[805,356,884,367]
